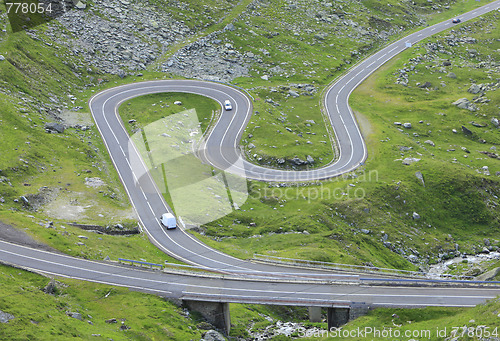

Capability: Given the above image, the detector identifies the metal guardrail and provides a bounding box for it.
[113,257,359,283]
[360,277,500,287]
[253,254,473,280]
[118,258,163,270]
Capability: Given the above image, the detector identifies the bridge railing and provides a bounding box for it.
[252,254,472,280]
[113,257,359,283]
[181,292,351,307]
[118,258,163,270]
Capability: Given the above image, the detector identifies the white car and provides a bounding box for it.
[224,100,232,111]
[160,213,177,229]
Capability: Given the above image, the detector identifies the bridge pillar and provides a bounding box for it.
[183,300,230,335]
[308,307,322,322]
[327,307,350,329]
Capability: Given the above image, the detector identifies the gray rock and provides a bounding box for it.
[394,122,402,126]
[201,329,226,341]
[415,171,425,187]
[290,157,307,166]
[288,90,300,98]
[224,23,235,31]
[403,123,412,129]
[360,229,370,234]
[260,75,269,81]
[408,254,419,263]
[412,212,420,220]
[277,158,285,164]
[247,143,255,149]
[468,84,481,94]
[418,81,432,88]
[43,279,57,295]
[491,117,499,127]
[0,55,5,61]
[0,310,14,323]
[174,101,182,105]
[424,140,435,147]
[75,1,86,10]
[45,122,65,133]
[68,312,83,320]
[402,157,420,165]
[306,155,315,164]
[462,125,473,136]
[476,267,500,281]
[452,98,477,111]
[446,72,456,79]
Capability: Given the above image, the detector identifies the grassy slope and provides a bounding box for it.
[0,264,203,340]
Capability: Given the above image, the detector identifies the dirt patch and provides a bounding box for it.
[0,221,55,252]
[353,110,374,138]
[58,109,93,127]
[84,177,105,188]
[43,193,87,221]
[24,187,59,211]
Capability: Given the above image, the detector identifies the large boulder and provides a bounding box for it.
[45,122,65,133]
[402,158,420,165]
[290,157,307,166]
[452,98,477,111]
[201,330,226,341]
[462,125,473,136]
[224,23,235,31]
[467,84,482,94]
[0,310,14,323]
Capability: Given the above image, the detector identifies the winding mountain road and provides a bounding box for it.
[1,1,500,309]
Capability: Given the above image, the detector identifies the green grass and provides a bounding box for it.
[0,264,204,340]
[119,92,219,136]
[241,91,334,169]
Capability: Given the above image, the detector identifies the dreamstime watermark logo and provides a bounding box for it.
[126,108,378,226]
[128,108,249,228]
[3,0,80,33]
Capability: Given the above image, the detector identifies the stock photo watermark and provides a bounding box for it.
[297,325,499,339]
